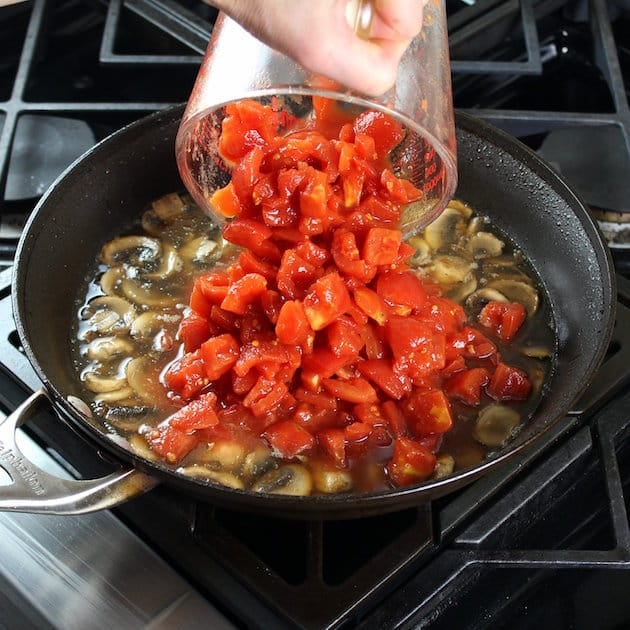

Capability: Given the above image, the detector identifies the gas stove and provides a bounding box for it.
[2,1,630,629]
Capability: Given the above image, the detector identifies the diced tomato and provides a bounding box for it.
[353,286,388,325]
[261,289,283,324]
[301,347,354,389]
[376,270,426,314]
[487,362,532,401]
[223,218,272,250]
[444,367,490,406]
[302,272,352,331]
[381,400,407,437]
[386,315,443,376]
[276,299,312,345]
[380,169,422,204]
[189,271,230,317]
[148,422,199,464]
[239,249,278,282]
[344,422,372,443]
[234,340,294,378]
[163,349,207,400]
[479,301,527,343]
[200,334,240,381]
[402,389,453,437]
[156,97,538,492]
[178,312,211,353]
[294,387,338,411]
[263,421,316,459]
[362,227,403,266]
[448,326,498,362]
[357,358,411,400]
[312,95,354,139]
[276,248,319,300]
[169,392,219,431]
[317,428,347,467]
[419,296,467,336]
[387,436,437,486]
[326,316,364,358]
[353,110,405,160]
[243,376,290,417]
[209,181,242,219]
[331,228,377,283]
[218,100,276,163]
[220,273,268,315]
[321,377,378,404]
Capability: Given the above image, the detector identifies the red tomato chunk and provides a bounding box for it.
[156,99,534,490]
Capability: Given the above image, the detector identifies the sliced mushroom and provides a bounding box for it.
[467,231,505,259]
[445,273,478,304]
[241,446,277,482]
[251,464,313,496]
[406,235,432,267]
[194,440,246,472]
[87,336,135,362]
[100,266,126,296]
[428,254,476,285]
[128,433,159,462]
[520,344,552,359]
[130,311,181,340]
[126,357,162,404]
[142,244,183,280]
[465,215,487,236]
[433,454,455,479]
[473,403,521,448]
[311,465,353,494]
[465,287,510,314]
[179,236,221,266]
[423,206,468,251]
[485,279,539,316]
[82,296,136,334]
[152,192,186,222]
[178,466,245,489]
[447,199,474,218]
[101,235,162,267]
[94,386,136,404]
[120,278,183,307]
[83,370,128,393]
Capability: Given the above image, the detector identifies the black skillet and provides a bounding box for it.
[0,104,615,518]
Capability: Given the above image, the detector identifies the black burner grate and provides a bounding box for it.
[2,1,630,628]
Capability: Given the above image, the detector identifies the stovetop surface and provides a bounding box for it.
[2,1,630,629]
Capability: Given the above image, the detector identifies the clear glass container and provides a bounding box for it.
[176,1,457,236]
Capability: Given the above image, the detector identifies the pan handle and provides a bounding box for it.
[0,388,159,515]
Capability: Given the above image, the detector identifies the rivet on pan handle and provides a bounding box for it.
[0,388,159,515]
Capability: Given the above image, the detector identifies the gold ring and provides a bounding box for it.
[350,0,375,40]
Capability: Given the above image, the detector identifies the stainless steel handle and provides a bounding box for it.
[0,388,158,514]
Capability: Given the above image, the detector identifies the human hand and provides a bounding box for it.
[205,0,428,96]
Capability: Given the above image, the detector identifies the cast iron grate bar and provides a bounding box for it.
[450,0,543,74]
[100,0,209,63]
